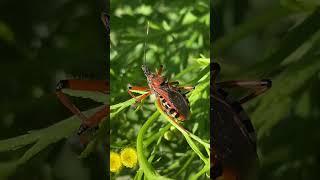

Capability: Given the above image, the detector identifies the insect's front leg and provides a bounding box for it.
[134,91,152,103]
[217,80,272,104]
[127,85,151,111]
[56,79,109,135]
[177,85,195,91]
[78,105,109,134]
[127,85,150,101]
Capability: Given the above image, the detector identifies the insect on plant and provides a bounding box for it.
[55,13,109,136]
[127,23,194,122]
[211,62,272,180]
[120,22,210,180]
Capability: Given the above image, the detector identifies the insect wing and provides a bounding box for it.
[212,89,258,171]
[167,89,190,120]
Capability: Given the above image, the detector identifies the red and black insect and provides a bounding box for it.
[55,13,110,135]
[211,62,271,180]
[128,64,194,121]
[128,23,194,121]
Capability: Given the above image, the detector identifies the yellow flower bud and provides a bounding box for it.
[120,147,138,168]
[110,152,122,173]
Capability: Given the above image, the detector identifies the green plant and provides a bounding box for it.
[0,90,108,179]
[212,1,320,179]
[110,1,209,179]
[110,57,210,179]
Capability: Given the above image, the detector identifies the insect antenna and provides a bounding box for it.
[141,21,152,76]
[143,21,150,67]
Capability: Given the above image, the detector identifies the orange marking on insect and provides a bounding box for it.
[129,65,193,121]
[61,79,109,92]
[55,13,110,137]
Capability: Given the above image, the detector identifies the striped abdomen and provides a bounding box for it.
[158,88,190,121]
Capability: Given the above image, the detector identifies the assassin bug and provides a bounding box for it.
[211,62,271,180]
[129,65,194,121]
[127,23,194,121]
[55,13,109,135]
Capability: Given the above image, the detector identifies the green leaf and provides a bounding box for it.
[0,106,104,178]
[62,89,107,104]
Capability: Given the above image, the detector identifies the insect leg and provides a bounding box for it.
[135,91,152,103]
[168,81,179,86]
[56,80,109,134]
[128,85,149,91]
[168,80,194,91]
[128,90,151,111]
[78,105,109,134]
[177,85,194,91]
[171,85,195,95]
[127,85,150,102]
[217,80,272,104]
[56,90,87,122]
[156,65,163,75]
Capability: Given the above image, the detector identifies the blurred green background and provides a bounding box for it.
[212,0,320,179]
[0,0,108,180]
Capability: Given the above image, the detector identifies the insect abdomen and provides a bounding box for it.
[217,88,256,144]
[159,95,186,121]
